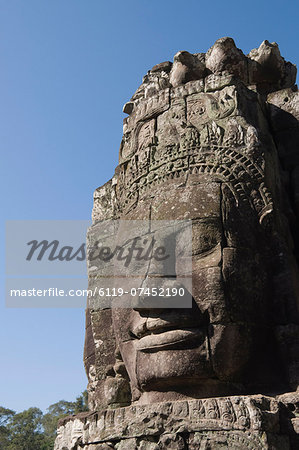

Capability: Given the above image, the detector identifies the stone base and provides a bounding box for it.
[54,393,299,449]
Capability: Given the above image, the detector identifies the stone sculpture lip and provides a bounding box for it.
[135,328,205,351]
[131,312,203,339]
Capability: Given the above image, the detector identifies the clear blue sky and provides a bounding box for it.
[1,0,298,413]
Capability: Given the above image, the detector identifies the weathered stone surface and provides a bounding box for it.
[55,396,295,449]
[248,40,297,92]
[205,37,248,83]
[57,38,299,449]
[170,51,206,87]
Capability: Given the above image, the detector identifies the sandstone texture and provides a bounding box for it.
[56,38,299,449]
[55,394,299,449]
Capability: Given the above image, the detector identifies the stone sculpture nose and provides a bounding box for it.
[132,298,210,330]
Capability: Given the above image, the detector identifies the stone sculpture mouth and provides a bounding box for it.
[130,310,206,340]
[135,328,205,352]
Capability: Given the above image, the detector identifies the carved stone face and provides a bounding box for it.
[107,83,295,403]
[111,176,283,402]
[87,40,299,407]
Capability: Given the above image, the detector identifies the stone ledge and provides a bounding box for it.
[54,394,295,449]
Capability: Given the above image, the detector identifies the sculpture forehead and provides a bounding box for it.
[121,84,238,154]
[115,83,272,222]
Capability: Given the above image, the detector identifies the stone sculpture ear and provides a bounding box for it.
[104,350,131,408]
[84,181,120,411]
[84,307,117,411]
